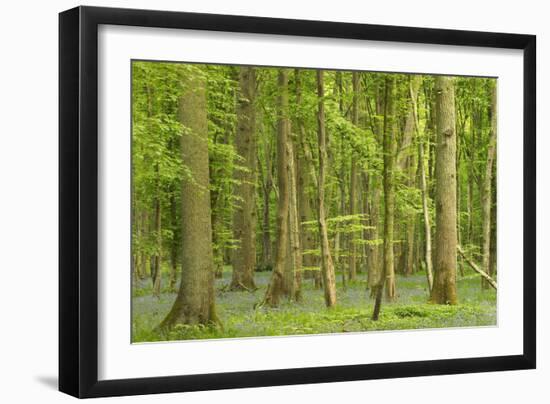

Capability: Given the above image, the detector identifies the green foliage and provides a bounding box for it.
[131,62,497,341]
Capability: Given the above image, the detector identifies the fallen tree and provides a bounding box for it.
[457,245,497,290]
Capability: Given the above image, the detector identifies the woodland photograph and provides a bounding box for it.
[131,61,497,343]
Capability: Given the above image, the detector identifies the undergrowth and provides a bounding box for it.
[132,270,496,343]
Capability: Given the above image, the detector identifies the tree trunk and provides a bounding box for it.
[481,84,497,289]
[295,69,317,286]
[410,78,434,291]
[418,140,433,291]
[348,71,360,281]
[288,139,302,301]
[367,82,384,294]
[160,69,218,329]
[430,76,458,305]
[263,69,291,307]
[317,70,337,308]
[373,76,397,320]
[231,67,258,291]
[169,194,178,290]
[261,136,273,270]
[382,76,397,301]
[152,166,162,298]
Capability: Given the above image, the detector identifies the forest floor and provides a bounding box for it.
[132,268,497,343]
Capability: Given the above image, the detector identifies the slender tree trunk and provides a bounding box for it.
[317,70,337,308]
[160,70,218,328]
[169,194,178,290]
[430,76,458,305]
[348,71,360,281]
[405,173,416,278]
[288,139,302,301]
[152,166,162,298]
[367,82,383,295]
[382,76,397,301]
[139,210,147,279]
[418,135,434,291]
[490,165,497,279]
[231,67,258,291]
[261,136,273,270]
[481,84,497,289]
[399,76,421,277]
[263,70,291,306]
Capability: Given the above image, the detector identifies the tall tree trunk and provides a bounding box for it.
[430,76,458,305]
[263,70,291,306]
[398,76,421,277]
[348,71,360,281]
[367,82,384,294]
[317,70,337,308]
[231,67,258,291]
[373,76,397,320]
[481,84,497,289]
[295,69,317,286]
[160,70,218,328]
[382,76,397,301]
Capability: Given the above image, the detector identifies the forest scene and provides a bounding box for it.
[131,60,497,343]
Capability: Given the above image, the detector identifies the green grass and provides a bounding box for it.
[132,269,496,343]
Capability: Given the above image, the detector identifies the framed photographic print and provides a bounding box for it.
[59,6,536,398]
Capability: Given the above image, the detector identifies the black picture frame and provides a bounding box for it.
[59,5,536,398]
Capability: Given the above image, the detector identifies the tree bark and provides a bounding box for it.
[410,77,434,291]
[481,84,497,289]
[348,71,360,281]
[288,139,302,301]
[263,69,291,306]
[295,69,318,287]
[317,70,337,308]
[152,165,162,298]
[430,76,458,305]
[373,76,397,320]
[457,245,497,290]
[261,135,273,270]
[382,76,397,301]
[231,67,258,291]
[160,69,218,328]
